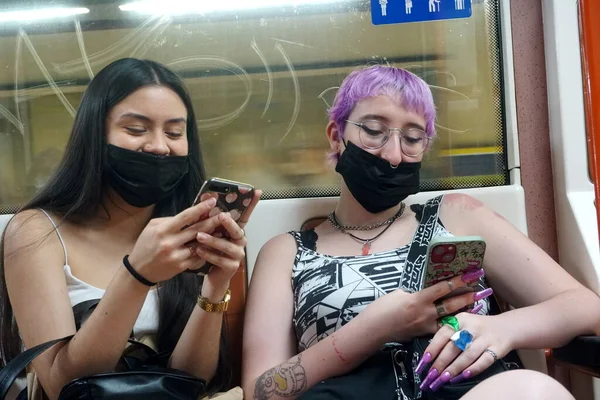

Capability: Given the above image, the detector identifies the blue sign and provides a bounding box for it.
[371,0,472,26]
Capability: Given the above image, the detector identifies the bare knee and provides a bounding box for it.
[461,370,574,400]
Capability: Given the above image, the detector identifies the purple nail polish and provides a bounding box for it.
[449,370,473,384]
[429,371,452,392]
[470,303,484,314]
[415,352,432,374]
[419,368,439,391]
[461,269,485,283]
[473,288,493,302]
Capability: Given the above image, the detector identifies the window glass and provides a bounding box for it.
[0,0,506,213]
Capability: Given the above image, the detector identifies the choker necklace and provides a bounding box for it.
[328,203,406,255]
[327,204,406,231]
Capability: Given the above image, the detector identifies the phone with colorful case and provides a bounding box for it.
[186,177,255,275]
[422,236,486,298]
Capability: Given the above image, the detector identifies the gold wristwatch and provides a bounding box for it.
[197,289,231,313]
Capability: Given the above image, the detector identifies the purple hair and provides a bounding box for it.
[326,65,436,165]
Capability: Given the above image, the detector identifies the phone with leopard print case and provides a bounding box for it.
[186,177,255,275]
[422,236,486,299]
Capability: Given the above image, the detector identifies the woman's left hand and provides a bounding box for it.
[194,190,262,299]
[417,312,513,392]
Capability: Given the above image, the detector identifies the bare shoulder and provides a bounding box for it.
[439,193,507,234]
[5,209,54,246]
[440,193,487,214]
[253,232,298,275]
[4,209,65,271]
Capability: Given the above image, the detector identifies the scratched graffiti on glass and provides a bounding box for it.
[0,1,506,212]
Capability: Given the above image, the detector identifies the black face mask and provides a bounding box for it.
[335,140,421,214]
[104,144,189,208]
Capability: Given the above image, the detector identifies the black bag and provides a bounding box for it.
[0,300,207,400]
[299,197,522,400]
[299,337,518,400]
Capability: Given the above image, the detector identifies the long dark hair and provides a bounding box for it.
[0,58,231,392]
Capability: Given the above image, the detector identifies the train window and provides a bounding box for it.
[0,0,507,213]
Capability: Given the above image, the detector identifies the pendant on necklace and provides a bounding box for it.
[362,241,371,256]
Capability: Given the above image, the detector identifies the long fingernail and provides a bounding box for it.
[473,288,493,302]
[419,368,439,391]
[470,303,484,314]
[429,371,452,392]
[415,352,432,374]
[462,269,485,283]
[449,370,472,384]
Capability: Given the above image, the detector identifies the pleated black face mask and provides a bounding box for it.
[335,140,421,213]
[104,144,189,208]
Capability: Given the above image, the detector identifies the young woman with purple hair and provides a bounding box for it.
[241,65,598,399]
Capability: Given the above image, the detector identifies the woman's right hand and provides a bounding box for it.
[370,270,490,343]
[127,197,223,283]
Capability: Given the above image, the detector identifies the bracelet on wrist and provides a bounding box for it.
[122,255,156,287]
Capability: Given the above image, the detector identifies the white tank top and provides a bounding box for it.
[39,209,159,338]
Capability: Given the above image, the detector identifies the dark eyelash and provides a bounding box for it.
[126,127,145,134]
[362,126,384,135]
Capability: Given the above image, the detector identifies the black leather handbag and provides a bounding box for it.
[0,300,207,400]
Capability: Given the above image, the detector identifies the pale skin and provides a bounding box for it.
[242,94,600,399]
[4,85,261,400]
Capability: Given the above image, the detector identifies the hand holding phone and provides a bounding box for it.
[422,236,486,299]
[186,178,255,275]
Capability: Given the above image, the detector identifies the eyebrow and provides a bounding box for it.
[358,114,426,131]
[118,112,186,125]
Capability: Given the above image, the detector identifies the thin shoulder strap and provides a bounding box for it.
[38,209,68,265]
[400,195,444,293]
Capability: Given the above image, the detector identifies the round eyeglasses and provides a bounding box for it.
[345,119,429,156]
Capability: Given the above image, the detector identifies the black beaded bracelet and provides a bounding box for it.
[122,255,156,287]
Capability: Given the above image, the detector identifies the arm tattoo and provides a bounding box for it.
[253,355,308,400]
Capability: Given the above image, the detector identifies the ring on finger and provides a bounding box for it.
[446,280,454,291]
[451,330,474,351]
[440,315,460,331]
[434,300,446,318]
[484,348,498,362]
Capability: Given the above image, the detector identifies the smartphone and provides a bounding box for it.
[422,236,486,298]
[186,178,255,275]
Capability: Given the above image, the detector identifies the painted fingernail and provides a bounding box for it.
[473,288,493,302]
[429,371,452,392]
[197,232,209,240]
[419,368,439,391]
[415,352,432,374]
[449,370,472,384]
[470,303,484,314]
[462,269,485,283]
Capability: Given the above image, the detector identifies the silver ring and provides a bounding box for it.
[446,280,454,291]
[484,349,498,362]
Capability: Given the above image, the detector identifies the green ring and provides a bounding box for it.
[440,316,460,331]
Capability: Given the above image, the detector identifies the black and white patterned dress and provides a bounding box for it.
[290,196,489,352]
